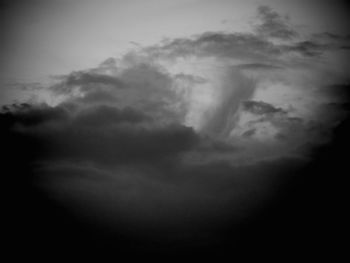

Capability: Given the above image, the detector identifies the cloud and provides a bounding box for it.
[1,91,336,240]
[195,137,239,154]
[2,5,346,166]
[73,105,151,126]
[283,41,326,57]
[2,104,199,167]
[1,5,349,253]
[0,103,69,127]
[65,72,124,88]
[51,71,125,96]
[227,98,343,155]
[236,63,282,71]
[313,32,350,41]
[200,69,257,137]
[144,30,332,68]
[1,101,309,238]
[75,90,119,104]
[255,5,298,40]
[174,73,207,84]
[282,32,350,57]
[241,100,286,115]
[312,32,350,50]
[146,32,282,61]
[241,128,257,138]
[32,151,307,245]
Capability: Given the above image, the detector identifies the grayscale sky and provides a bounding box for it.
[1,0,349,257]
[1,0,349,85]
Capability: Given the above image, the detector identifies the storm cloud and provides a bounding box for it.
[1,3,349,259]
[1,101,308,239]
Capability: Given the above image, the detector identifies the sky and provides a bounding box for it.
[1,0,349,85]
[1,0,350,259]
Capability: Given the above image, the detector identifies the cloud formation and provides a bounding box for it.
[241,100,286,115]
[1,5,349,254]
[255,5,298,40]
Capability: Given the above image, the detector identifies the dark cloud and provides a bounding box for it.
[236,99,340,149]
[73,105,152,126]
[48,61,187,125]
[195,137,239,153]
[2,4,349,258]
[2,95,330,254]
[3,102,347,258]
[146,30,331,64]
[0,103,69,127]
[241,128,256,138]
[313,32,350,42]
[292,32,350,55]
[255,5,298,40]
[51,71,126,95]
[141,4,350,64]
[75,90,119,104]
[98,57,118,69]
[146,32,282,61]
[1,104,198,167]
[30,147,308,254]
[65,72,124,88]
[283,40,326,57]
[174,73,207,84]
[241,100,285,115]
[236,63,282,71]
[1,102,306,230]
[312,32,350,50]
[118,63,173,95]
